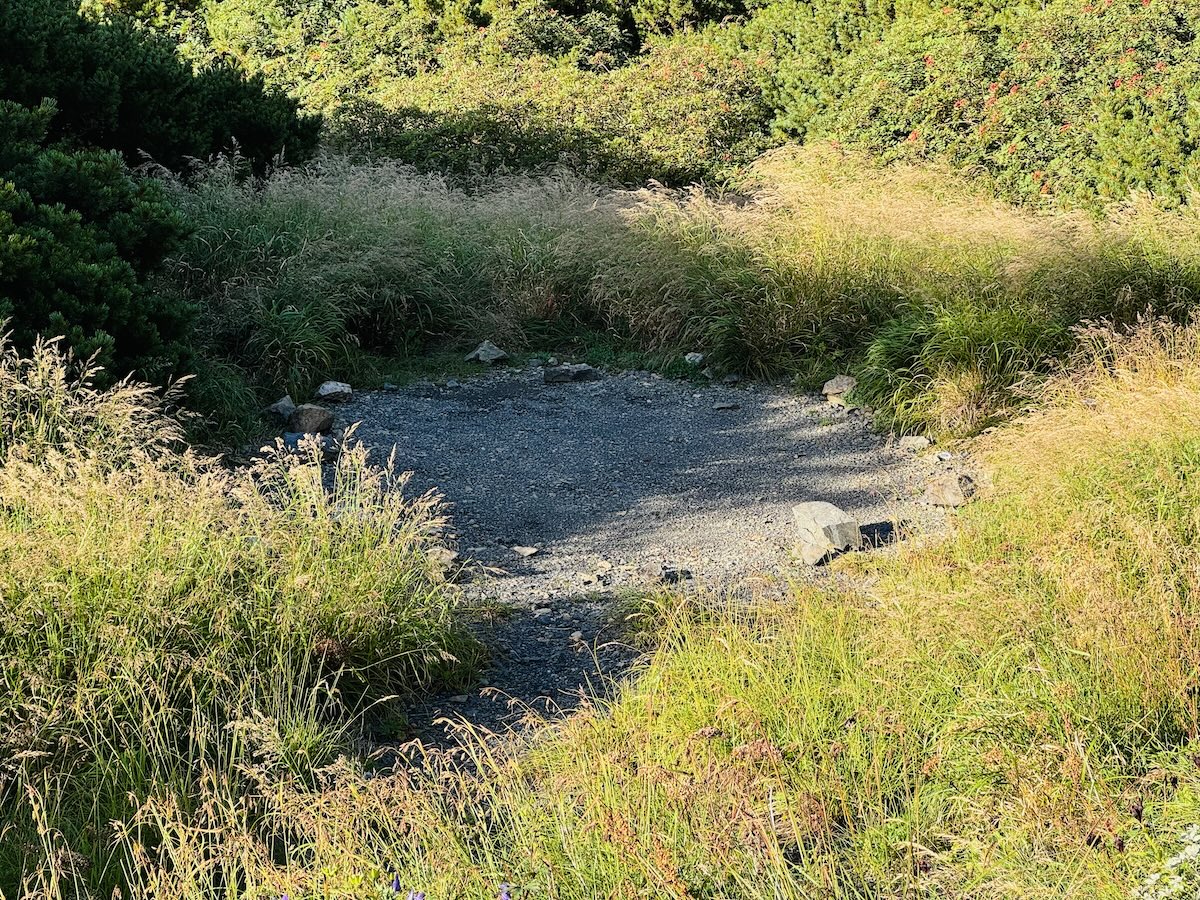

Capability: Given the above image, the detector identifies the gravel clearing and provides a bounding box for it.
[338,363,960,744]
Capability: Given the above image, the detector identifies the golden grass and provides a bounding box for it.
[21,318,1196,899]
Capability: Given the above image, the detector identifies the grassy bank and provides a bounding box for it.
[0,340,481,900]
[170,145,1200,436]
[95,318,1200,899]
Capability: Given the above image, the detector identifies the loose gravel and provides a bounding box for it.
[337,363,961,744]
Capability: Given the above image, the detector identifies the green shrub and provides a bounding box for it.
[0,100,191,375]
[332,31,770,182]
[748,0,1200,205]
[0,0,319,171]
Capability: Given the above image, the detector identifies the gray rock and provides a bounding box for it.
[264,395,296,424]
[685,352,706,366]
[288,404,334,435]
[282,431,339,462]
[713,400,740,410]
[921,473,975,507]
[722,373,741,385]
[898,435,931,453]
[792,501,862,565]
[429,546,460,569]
[822,374,858,403]
[638,562,692,584]
[314,380,353,403]
[466,341,509,364]
[544,363,600,384]
[511,545,540,558]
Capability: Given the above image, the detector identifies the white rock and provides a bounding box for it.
[685,352,705,366]
[792,501,862,565]
[314,381,352,403]
[465,340,509,364]
[511,545,540,558]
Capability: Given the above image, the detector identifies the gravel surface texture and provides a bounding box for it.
[335,362,963,745]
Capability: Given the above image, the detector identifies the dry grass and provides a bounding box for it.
[0,339,481,900]
[171,146,1200,435]
[20,318,1199,899]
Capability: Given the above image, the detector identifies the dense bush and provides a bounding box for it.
[0,0,320,171]
[744,0,1200,205]
[0,100,191,375]
[329,31,770,182]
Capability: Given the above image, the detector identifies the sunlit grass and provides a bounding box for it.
[171,145,1200,436]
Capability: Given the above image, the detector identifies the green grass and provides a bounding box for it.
[168,145,1200,438]
[0,339,482,900]
[14,319,1199,898]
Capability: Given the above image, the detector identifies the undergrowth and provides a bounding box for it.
[0,339,481,900]
[169,145,1200,436]
[67,317,1200,900]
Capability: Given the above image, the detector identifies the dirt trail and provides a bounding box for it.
[339,364,955,743]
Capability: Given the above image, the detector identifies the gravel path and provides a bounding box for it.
[338,363,958,744]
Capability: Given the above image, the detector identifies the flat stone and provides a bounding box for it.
[429,547,460,569]
[511,545,540,558]
[314,380,352,403]
[792,501,862,565]
[713,400,740,410]
[544,364,600,384]
[898,435,931,452]
[465,341,509,364]
[921,473,975,507]
[288,404,334,434]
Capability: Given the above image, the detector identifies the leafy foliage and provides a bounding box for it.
[747,0,1200,204]
[0,0,320,171]
[0,100,190,375]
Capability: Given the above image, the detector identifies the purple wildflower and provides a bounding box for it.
[406,891,426,900]
[391,875,402,893]
[499,884,513,900]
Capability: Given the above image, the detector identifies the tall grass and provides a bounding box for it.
[46,318,1200,898]
[0,339,481,900]
[168,145,1200,435]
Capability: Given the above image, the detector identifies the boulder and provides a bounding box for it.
[822,374,858,405]
[288,404,334,435]
[264,395,296,424]
[684,352,705,366]
[544,363,601,384]
[465,340,509,364]
[921,473,976,507]
[793,501,862,565]
[313,380,352,403]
